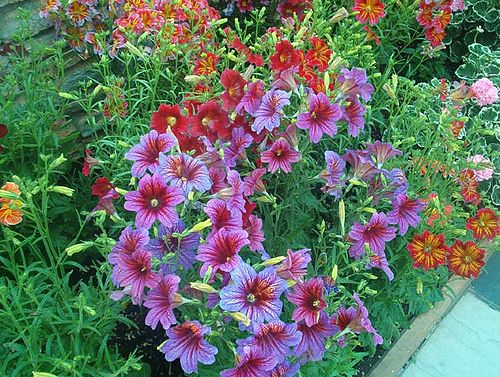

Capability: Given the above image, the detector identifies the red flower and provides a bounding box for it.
[407,231,448,271]
[425,26,446,47]
[194,52,219,75]
[305,37,331,72]
[0,124,7,138]
[270,40,301,72]
[276,0,312,21]
[432,10,451,32]
[352,0,386,25]
[450,120,464,138]
[220,69,247,111]
[417,1,436,28]
[363,25,381,46]
[191,100,230,141]
[447,240,485,278]
[460,184,481,206]
[91,177,119,199]
[465,208,499,241]
[82,148,99,177]
[150,104,189,134]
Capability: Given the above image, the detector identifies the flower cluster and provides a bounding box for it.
[416,0,464,48]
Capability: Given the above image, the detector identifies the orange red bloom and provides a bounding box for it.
[447,240,485,278]
[465,208,499,241]
[194,52,219,76]
[352,0,386,25]
[305,37,331,72]
[0,182,23,226]
[407,231,448,271]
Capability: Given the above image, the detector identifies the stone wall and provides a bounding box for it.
[0,0,53,43]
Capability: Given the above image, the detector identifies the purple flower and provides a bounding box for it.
[220,346,277,377]
[220,263,287,324]
[224,127,253,168]
[386,168,409,197]
[297,92,341,143]
[160,321,218,374]
[124,174,184,230]
[113,249,159,298]
[348,212,397,259]
[366,141,402,168]
[236,321,302,361]
[272,67,298,92]
[387,194,425,235]
[245,214,265,252]
[343,149,379,181]
[148,221,199,270]
[337,67,374,101]
[243,168,267,196]
[236,80,265,116]
[204,198,243,233]
[109,226,150,264]
[252,90,290,134]
[342,96,366,137]
[196,228,249,278]
[144,274,181,330]
[261,138,301,174]
[125,130,177,177]
[367,252,394,281]
[287,277,327,327]
[294,312,339,361]
[332,293,383,345]
[221,170,246,214]
[320,151,346,198]
[270,361,301,377]
[276,248,311,282]
[157,153,212,195]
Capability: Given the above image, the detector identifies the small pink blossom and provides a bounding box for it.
[470,78,498,106]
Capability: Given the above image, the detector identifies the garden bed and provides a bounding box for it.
[0,1,498,377]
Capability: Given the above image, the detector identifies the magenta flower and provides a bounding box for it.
[276,248,311,282]
[366,141,402,168]
[252,90,290,134]
[332,293,383,345]
[236,80,265,116]
[224,127,253,168]
[160,321,218,374]
[125,130,177,177]
[220,346,277,377]
[92,187,119,216]
[294,312,339,361]
[367,252,394,281]
[261,138,301,174]
[157,153,212,195]
[243,168,267,196]
[109,226,150,264]
[470,78,498,106]
[204,198,243,233]
[219,170,246,214]
[113,249,159,298]
[144,274,181,330]
[337,67,374,101]
[272,67,298,92]
[209,167,228,194]
[348,212,397,259]
[297,92,341,143]
[343,149,379,181]
[236,321,302,361]
[148,221,199,270]
[320,151,346,198]
[270,361,301,377]
[196,228,249,277]
[245,214,265,252]
[387,194,425,235]
[124,174,184,230]
[219,263,287,324]
[341,96,366,137]
[287,277,327,327]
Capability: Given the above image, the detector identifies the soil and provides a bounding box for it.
[355,346,387,376]
[112,305,185,377]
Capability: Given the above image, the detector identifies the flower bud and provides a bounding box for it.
[229,312,251,327]
[339,199,345,235]
[58,92,78,100]
[188,219,212,234]
[331,7,349,23]
[48,185,74,197]
[65,242,93,256]
[32,373,57,377]
[190,282,218,294]
[261,256,286,266]
[331,265,338,280]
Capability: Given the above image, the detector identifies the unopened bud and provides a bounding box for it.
[188,219,212,234]
[331,7,349,23]
[65,242,93,256]
[229,312,251,327]
[262,256,286,266]
[48,185,74,197]
[190,282,218,294]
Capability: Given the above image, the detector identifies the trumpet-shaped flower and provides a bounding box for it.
[297,92,341,143]
[287,277,327,327]
[144,274,181,330]
[261,138,300,174]
[252,90,290,134]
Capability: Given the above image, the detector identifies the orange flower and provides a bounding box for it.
[352,0,386,25]
[447,240,485,278]
[466,208,499,241]
[450,120,464,138]
[305,37,332,72]
[194,52,219,75]
[407,230,448,271]
[0,182,23,226]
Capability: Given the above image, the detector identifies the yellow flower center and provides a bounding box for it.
[312,300,321,307]
[150,198,159,208]
[464,255,472,263]
[166,116,177,126]
[247,294,256,303]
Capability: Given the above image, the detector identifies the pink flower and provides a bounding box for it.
[348,212,396,259]
[144,274,181,330]
[236,80,265,116]
[261,138,301,174]
[245,214,265,252]
[113,249,159,298]
[470,78,498,106]
[243,168,267,196]
[204,198,243,233]
[297,92,342,143]
[252,90,290,134]
[467,154,494,181]
[276,248,311,282]
[287,277,327,327]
